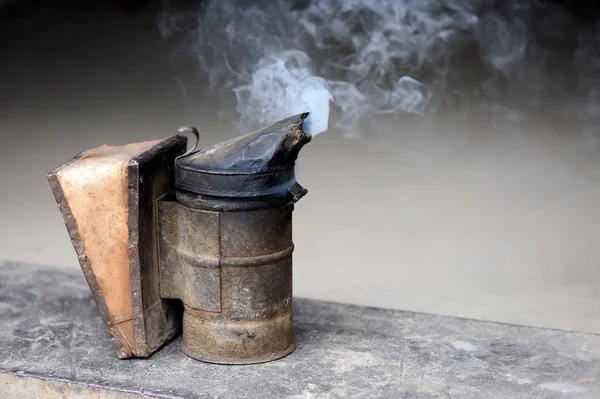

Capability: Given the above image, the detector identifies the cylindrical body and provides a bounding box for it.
[176,192,295,364]
[163,114,312,364]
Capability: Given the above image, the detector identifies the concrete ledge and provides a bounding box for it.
[1,260,599,398]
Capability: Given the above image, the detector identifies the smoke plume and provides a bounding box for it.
[232,51,332,135]
[158,0,600,137]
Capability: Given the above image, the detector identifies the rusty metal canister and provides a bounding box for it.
[158,114,311,364]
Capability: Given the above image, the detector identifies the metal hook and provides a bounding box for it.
[176,126,200,159]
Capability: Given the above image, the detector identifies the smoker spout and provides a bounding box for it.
[175,113,312,199]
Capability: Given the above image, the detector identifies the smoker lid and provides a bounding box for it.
[175,113,312,198]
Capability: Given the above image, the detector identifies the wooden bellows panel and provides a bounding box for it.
[47,136,187,358]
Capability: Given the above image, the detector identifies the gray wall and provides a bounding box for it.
[1,1,599,334]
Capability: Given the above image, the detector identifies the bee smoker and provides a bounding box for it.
[48,113,312,364]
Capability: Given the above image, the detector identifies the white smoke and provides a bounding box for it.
[158,0,600,137]
[232,51,332,135]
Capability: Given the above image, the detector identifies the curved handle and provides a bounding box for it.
[176,126,200,159]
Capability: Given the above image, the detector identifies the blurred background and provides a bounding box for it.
[1,0,599,334]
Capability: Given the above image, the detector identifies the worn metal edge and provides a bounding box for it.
[0,371,183,399]
[47,154,134,359]
[127,135,188,357]
[127,158,146,357]
[146,135,188,355]
[134,135,187,168]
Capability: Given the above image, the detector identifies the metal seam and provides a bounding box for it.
[178,244,294,268]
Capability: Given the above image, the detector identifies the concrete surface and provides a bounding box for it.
[2,261,600,399]
[1,1,600,334]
